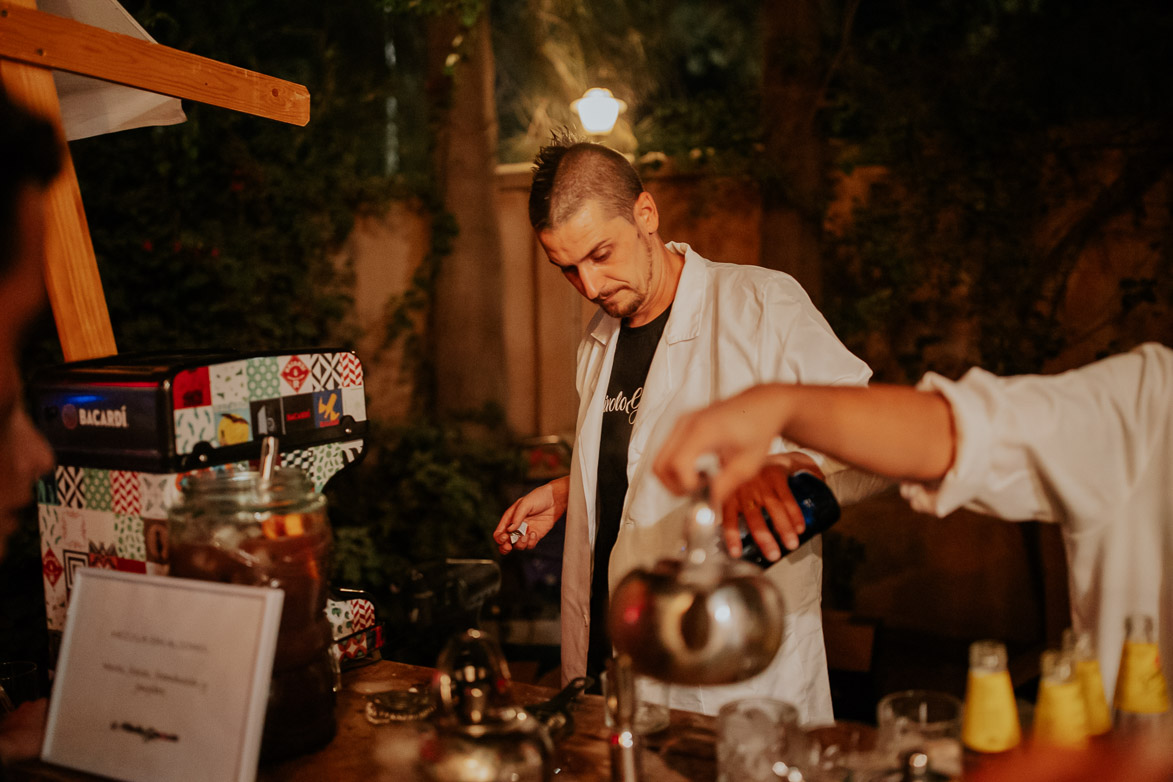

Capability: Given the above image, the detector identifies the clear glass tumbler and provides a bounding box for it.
[806,720,887,781]
[717,697,806,782]
[601,670,670,735]
[877,690,963,778]
[0,661,39,713]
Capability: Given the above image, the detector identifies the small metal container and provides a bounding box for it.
[422,629,553,782]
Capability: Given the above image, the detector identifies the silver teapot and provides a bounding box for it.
[420,629,553,782]
[607,472,786,685]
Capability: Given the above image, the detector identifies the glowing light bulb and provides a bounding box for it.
[572,88,626,135]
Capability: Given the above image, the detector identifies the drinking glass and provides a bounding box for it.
[717,697,807,782]
[0,661,39,714]
[806,720,887,781]
[877,690,963,778]
[601,670,670,735]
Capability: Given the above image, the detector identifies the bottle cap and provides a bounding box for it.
[1040,649,1076,684]
[1061,628,1096,661]
[969,640,1008,674]
[1125,614,1156,643]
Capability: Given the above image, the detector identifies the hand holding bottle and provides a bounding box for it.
[720,453,824,560]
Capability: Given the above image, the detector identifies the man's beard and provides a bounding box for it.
[596,289,643,319]
[598,235,654,320]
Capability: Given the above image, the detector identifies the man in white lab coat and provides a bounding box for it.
[493,138,875,720]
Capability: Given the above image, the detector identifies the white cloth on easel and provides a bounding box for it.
[39,0,186,141]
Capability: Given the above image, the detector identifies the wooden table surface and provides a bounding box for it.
[11,658,718,781]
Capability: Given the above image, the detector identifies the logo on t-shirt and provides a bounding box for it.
[603,387,643,425]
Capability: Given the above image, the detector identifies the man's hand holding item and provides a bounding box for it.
[720,454,823,560]
[493,475,570,554]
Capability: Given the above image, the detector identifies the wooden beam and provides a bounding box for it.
[0,50,117,361]
[0,2,310,126]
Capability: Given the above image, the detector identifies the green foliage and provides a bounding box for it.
[324,409,527,597]
[495,0,1173,378]
[11,0,1170,657]
[5,0,509,655]
[634,92,762,170]
[381,0,483,27]
[72,0,404,354]
[492,0,763,162]
[822,0,1173,378]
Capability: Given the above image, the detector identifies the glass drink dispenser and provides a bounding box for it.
[168,467,337,761]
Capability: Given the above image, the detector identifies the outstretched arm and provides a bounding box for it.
[654,383,957,507]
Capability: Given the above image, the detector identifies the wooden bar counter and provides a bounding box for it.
[11,659,718,781]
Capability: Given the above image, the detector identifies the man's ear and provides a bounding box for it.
[633,191,659,235]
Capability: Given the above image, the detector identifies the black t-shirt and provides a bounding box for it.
[586,305,672,680]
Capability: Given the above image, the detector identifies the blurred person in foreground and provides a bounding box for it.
[492,135,883,720]
[653,342,1173,712]
[0,88,62,770]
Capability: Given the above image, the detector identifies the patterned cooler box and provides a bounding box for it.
[29,349,375,664]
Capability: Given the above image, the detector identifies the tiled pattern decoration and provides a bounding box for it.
[39,461,247,636]
[175,353,364,456]
[37,351,371,662]
[327,595,383,669]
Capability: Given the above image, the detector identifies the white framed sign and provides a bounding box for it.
[42,569,284,782]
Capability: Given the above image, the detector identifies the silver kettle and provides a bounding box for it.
[607,471,786,685]
[420,629,554,782]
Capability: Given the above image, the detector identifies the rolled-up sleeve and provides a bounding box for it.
[900,368,1053,521]
[899,345,1171,526]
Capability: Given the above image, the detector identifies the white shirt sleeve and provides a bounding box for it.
[899,343,1173,528]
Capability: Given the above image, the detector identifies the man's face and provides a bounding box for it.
[0,186,55,559]
[538,197,657,322]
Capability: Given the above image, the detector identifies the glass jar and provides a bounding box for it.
[168,467,337,762]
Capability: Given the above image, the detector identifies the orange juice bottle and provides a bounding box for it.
[962,640,1021,753]
[1113,613,1170,734]
[1061,628,1111,737]
[1033,650,1089,749]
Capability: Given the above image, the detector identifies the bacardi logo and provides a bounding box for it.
[68,405,130,429]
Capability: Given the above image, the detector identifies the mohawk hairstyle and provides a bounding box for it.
[528,130,644,232]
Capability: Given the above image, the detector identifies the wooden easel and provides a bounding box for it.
[0,0,310,361]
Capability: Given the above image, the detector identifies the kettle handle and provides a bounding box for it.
[679,456,724,584]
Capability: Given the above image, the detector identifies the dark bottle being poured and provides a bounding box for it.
[737,470,840,568]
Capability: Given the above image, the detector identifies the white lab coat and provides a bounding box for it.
[901,342,1173,701]
[562,243,872,721]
